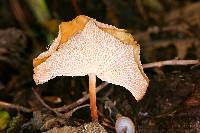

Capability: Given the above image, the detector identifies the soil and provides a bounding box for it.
[0,0,200,133]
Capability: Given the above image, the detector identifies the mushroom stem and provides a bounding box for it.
[88,73,98,121]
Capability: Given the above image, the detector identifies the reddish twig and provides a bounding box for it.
[9,0,33,35]
[64,104,89,118]
[54,82,109,112]
[135,0,147,20]
[32,88,63,117]
[142,59,199,69]
[71,0,81,15]
[0,100,32,113]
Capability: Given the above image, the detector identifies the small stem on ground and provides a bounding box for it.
[54,82,108,112]
[32,88,63,117]
[0,100,32,112]
[89,73,98,121]
[142,59,199,69]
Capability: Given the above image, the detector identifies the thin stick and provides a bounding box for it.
[88,74,98,121]
[64,104,89,118]
[54,82,109,112]
[71,0,81,15]
[142,59,199,69]
[0,100,32,112]
[32,88,63,117]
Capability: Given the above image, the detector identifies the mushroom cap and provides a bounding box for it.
[33,15,149,101]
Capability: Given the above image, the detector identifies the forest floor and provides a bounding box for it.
[0,0,200,133]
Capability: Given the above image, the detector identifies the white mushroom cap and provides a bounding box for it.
[33,15,149,101]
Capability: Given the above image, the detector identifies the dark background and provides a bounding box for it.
[0,0,200,132]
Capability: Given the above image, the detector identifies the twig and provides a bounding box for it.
[155,110,177,118]
[32,88,63,117]
[135,0,147,20]
[64,104,89,118]
[54,82,109,112]
[142,59,199,69]
[0,100,32,112]
[71,0,81,15]
[9,0,34,36]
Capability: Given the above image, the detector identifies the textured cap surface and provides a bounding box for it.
[33,15,149,101]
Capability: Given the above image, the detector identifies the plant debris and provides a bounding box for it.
[0,0,199,132]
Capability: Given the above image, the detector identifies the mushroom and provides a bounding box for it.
[33,15,149,121]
